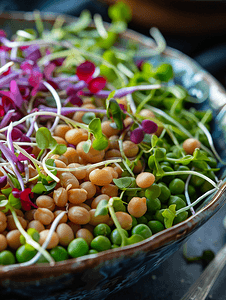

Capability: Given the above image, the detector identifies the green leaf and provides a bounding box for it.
[154,63,174,82]
[44,181,57,191]
[162,204,176,228]
[126,234,144,245]
[36,127,57,150]
[1,187,12,197]
[193,148,210,162]
[8,174,21,190]
[108,2,132,22]
[113,199,126,212]
[95,199,109,217]
[8,193,22,209]
[107,99,124,130]
[92,136,109,151]
[89,118,102,138]
[113,177,135,189]
[82,112,96,124]
[151,135,159,148]
[53,144,67,155]
[82,140,92,153]
[32,182,47,194]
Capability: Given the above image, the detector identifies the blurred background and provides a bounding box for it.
[1,1,226,299]
[1,0,226,84]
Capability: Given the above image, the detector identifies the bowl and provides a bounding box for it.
[1,11,226,300]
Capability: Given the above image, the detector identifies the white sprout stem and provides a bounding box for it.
[48,158,123,172]
[10,142,38,146]
[0,162,10,166]
[42,81,61,132]
[42,149,60,182]
[9,209,54,266]
[198,122,225,164]
[126,94,137,114]
[148,105,213,156]
[0,111,88,133]
[184,168,195,215]
[165,170,219,189]
[150,27,166,53]
[117,63,134,78]
[6,122,14,152]
[24,161,29,183]
[10,47,18,60]
[94,14,108,38]
[0,61,14,76]
[176,187,218,216]
[16,210,67,267]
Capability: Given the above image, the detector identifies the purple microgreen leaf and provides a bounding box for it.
[0,175,7,189]
[141,119,158,134]
[130,128,144,144]
[0,109,15,128]
[76,61,95,82]
[64,94,83,107]
[43,63,56,80]
[16,161,25,173]
[10,80,24,108]
[23,45,42,62]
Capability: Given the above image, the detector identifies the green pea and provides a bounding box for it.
[111,244,119,249]
[200,181,213,194]
[94,223,111,237]
[0,250,16,265]
[166,152,178,159]
[188,185,196,198]
[91,236,111,252]
[131,224,152,239]
[154,209,165,224]
[37,255,49,264]
[50,246,69,262]
[173,211,188,225]
[145,183,161,200]
[169,178,185,194]
[144,212,154,221]
[177,194,186,202]
[192,161,208,170]
[147,220,165,234]
[88,249,99,254]
[110,228,128,245]
[68,238,89,258]
[131,215,138,227]
[137,215,148,225]
[20,228,40,245]
[158,182,171,203]
[146,197,161,214]
[168,196,186,210]
[207,157,217,168]
[160,161,172,167]
[16,245,37,263]
[176,166,190,181]
[190,175,205,187]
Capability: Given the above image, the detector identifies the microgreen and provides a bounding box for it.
[162,204,176,228]
[106,98,125,130]
[88,118,108,150]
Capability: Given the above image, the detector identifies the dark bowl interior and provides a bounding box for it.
[1,11,226,300]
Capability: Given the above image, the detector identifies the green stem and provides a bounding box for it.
[10,207,54,264]
[108,198,128,247]
[136,89,155,114]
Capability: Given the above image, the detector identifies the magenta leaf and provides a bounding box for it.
[130,128,144,144]
[76,61,95,82]
[0,176,7,189]
[141,119,158,134]
[10,80,23,108]
[88,76,106,93]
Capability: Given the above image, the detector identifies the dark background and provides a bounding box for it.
[1,0,226,299]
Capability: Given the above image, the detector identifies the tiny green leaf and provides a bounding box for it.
[8,193,22,209]
[107,99,124,130]
[8,174,21,190]
[1,187,12,197]
[92,136,109,151]
[32,182,47,194]
[126,234,144,245]
[113,177,134,189]
[151,135,159,148]
[95,199,109,216]
[162,204,176,228]
[36,127,57,150]
[82,112,96,124]
[82,140,92,153]
[53,144,67,155]
[113,199,126,212]
[89,118,102,138]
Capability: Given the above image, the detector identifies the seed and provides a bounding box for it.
[39,230,59,249]
[136,172,155,188]
[127,197,147,218]
[183,138,201,155]
[68,206,90,224]
[89,169,113,186]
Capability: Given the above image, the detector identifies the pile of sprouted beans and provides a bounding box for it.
[0,3,223,267]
